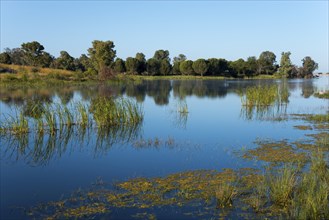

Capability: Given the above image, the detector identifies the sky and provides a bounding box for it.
[1,0,328,72]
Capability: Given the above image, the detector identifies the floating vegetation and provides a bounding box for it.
[240,84,289,120]
[243,139,307,164]
[293,125,313,130]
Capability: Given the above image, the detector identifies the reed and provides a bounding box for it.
[90,97,143,128]
[215,181,237,208]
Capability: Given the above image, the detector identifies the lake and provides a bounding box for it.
[0,77,328,219]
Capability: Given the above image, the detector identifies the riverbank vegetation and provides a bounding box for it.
[0,40,322,82]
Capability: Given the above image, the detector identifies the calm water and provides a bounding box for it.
[0,77,328,219]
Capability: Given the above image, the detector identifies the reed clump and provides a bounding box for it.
[90,97,143,128]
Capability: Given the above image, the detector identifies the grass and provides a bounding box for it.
[90,97,143,128]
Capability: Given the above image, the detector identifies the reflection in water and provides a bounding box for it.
[0,79,322,107]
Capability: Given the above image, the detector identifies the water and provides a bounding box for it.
[0,77,328,219]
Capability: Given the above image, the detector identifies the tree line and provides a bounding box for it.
[0,40,319,79]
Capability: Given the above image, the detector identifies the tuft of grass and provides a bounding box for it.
[90,97,143,128]
[267,166,297,208]
[215,181,237,208]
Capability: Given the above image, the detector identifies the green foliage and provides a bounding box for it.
[125,57,139,74]
[179,60,194,75]
[302,56,318,76]
[54,51,75,70]
[112,58,126,74]
[277,52,293,77]
[153,49,170,62]
[173,54,186,63]
[257,51,277,75]
[159,59,172,76]
[146,58,160,75]
[0,52,11,64]
[88,40,116,78]
[229,58,246,78]
[192,59,208,77]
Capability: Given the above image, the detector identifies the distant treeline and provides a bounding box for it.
[0,40,319,79]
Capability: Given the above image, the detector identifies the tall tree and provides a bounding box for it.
[257,51,277,75]
[55,51,75,70]
[302,56,318,77]
[179,60,194,75]
[88,40,116,78]
[245,56,257,77]
[125,57,139,74]
[135,53,146,74]
[153,50,170,62]
[112,58,126,74]
[173,54,186,63]
[159,59,172,76]
[146,58,160,75]
[278,52,293,77]
[192,59,208,77]
[21,41,45,66]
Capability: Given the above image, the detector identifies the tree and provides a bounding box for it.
[229,59,246,78]
[112,58,126,74]
[172,54,186,75]
[173,54,186,63]
[125,57,139,74]
[257,51,277,75]
[21,41,45,66]
[179,60,194,75]
[55,51,75,70]
[88,40,116,78]
[78,54,92,72]
[4,48,25,65]
[207,58,220,76]
[39,52,54,68]
[0,52,11,64]
[153,50,170,62]
[159,59,172,75]
[277,52,293,77]
[192,59,208,77]
[135,53,146,74]
[302,56,318,77]
[146,58,160,75]
[245,56,257,77]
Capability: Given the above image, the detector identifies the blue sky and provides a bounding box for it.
[1,1,328,72]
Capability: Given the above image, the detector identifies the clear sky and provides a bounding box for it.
[1,0,328,72]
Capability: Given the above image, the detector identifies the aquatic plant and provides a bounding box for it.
[90,97,143,128]
[215,181,237,208]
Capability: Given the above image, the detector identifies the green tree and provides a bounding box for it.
[302,56,318,77]
[172,54,186,75]
[112,58,126,74]
[55,51,75,70]
[153,50,170,62]
[277,52,293,77]
[257,51,277,75]
[179,60,194,75]
[88,40,116,78]
[135,53,146,74]
[173,54,186,63]
[146,58,160,75]
[207,58,220,76]
[159,59,172,75]
[192,59,208,77]
[0,52,11,64]
[21,41,45,66]
[229,59,246,78]
[125,57,139,74]
[39,52,54,68]
[77,54,92,72]
[245,56,257,77]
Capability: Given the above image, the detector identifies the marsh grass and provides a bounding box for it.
[215,181,237,208]
[90,97,143,128]
[241,84,289,120]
